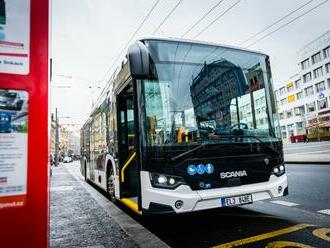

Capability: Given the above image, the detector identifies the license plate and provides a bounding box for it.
[221,194,253,207]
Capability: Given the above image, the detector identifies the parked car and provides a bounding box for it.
[0,91,24,111]
[63,156,72,163]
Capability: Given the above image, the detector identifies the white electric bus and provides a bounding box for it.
[80,38,288,215]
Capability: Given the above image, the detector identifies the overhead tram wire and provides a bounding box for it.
[181,0,226,38]
[152,0,184,35]
[93,0,161,108]
[245,0,330,48]
[99,0,161,84]
[192,0,241,39]
[239,0,315,46]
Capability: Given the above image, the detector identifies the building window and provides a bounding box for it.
[296,91,303,100]
[288,94,295,103]
[326,63,330,73]
[280,125,286,131]
[279,87,286,96]
[305,86,314,97]
[313,67,323,78]
[294,106,305,116]
[295,79,302,89]
[280,98,287,106]
[318,98,328,110]
[282,131,287,139]
[303,72,312,83]
[311,52,322,64]
[296,122,304,129]
[301,59,310,70]
[324,46,330,58]
[279,112,285,120]
[287,124,294,131]
[286,109,293,118]
[315,81,326,93]
[286,82,294,92]
[307,102,316,112]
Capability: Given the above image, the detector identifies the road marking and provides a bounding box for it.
[265,241,312,248]
[313,228,330,242]
[317,209,330,215]
[270,200,299,207]
[287,149,330,155]
[51,186,73,191]
[213,224,314,248]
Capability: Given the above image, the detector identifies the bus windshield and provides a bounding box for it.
[141,40,281,147]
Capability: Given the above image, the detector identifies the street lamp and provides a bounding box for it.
[54,108,71,167]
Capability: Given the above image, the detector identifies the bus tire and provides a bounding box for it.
[107,163,116,202]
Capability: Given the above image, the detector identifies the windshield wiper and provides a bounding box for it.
[171,142,210,161]
[170,135,280,162]
[220,134,280,157]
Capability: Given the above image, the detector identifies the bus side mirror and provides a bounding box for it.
[127,41,150,79]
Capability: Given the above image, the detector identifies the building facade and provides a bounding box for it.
[275,30,330,142]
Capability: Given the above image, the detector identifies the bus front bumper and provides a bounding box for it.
[141,171,288,214]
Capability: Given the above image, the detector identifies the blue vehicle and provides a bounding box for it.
[0,112,11,133]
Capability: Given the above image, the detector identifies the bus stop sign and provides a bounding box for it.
[0,0,49,247]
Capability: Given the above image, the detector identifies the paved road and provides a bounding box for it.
[53,162,330,248]
[135,164,330,247]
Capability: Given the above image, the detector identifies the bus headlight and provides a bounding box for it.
[149,173,186,189]
[272,164,285,177]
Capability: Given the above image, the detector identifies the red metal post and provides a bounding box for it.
[0,0,49,247]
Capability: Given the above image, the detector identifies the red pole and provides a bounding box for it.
[0,0,49,247]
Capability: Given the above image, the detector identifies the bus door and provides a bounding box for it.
[117,82,139,205]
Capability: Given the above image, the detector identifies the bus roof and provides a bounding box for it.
[139,37,268,57]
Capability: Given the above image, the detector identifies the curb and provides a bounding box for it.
[285,161,330,164]
[65,164,169,248]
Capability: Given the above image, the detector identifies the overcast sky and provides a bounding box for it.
[51,0,330,125]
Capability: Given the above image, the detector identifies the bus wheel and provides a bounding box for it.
[107,166,116,202]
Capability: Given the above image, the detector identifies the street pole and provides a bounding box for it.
[55,108,59,167]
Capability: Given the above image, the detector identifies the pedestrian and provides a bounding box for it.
[303,134,309,143]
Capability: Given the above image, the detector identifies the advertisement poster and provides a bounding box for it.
[0,0,30,75]
[0,89,28,209]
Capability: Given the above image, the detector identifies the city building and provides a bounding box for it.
[50,119,56,162]
[275,30,330,142]
[59,125,69,157]
[68,130,80,156]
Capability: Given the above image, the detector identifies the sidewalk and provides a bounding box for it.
[283,141,330,164]
[284,153,330,164]
[51,163,169,248]
[50,164,138,248]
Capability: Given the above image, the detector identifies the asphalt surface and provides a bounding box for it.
[51,161,330,248]
[133,164,330,247]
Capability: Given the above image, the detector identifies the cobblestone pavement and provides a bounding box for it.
[50,164,138,248]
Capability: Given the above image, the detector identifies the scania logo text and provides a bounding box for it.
[220,170,248,179]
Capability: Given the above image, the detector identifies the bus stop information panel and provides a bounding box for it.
[0,0,49,247]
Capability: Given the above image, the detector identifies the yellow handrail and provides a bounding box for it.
[121,151,136,183]
[120,198,142,215]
